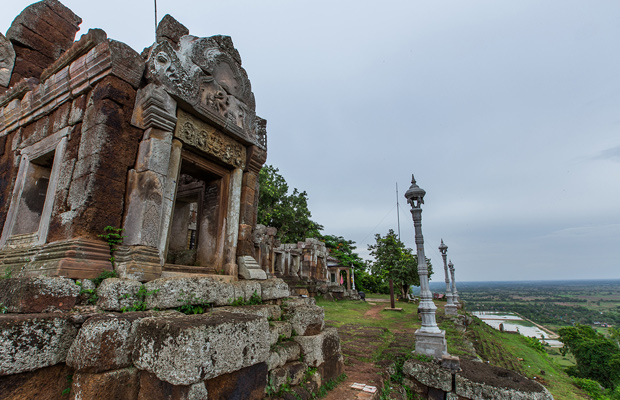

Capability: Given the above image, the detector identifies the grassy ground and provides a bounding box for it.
[317,296,589,400]
[316,296,420,330]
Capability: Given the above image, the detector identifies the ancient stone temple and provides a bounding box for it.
[0,0,266,282]
[0,2,345,399]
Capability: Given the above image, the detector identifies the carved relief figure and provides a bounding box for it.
[147,40,196,100]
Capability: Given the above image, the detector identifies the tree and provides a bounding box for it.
[320,234,381,293]
[257,165,323,243]
[368,229,432,298]
[559,324,620,389]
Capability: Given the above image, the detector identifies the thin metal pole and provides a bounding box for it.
[396,182,401,240]
[154,0,158,38]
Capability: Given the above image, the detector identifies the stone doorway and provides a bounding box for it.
[164,152,231,274]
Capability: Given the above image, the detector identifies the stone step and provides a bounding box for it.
[160,271,235,282]
[162,263,218,275]
[238,256,267,280]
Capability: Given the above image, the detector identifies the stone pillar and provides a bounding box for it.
[160,139,182,258]
[223,168,243,276]
[235,145,267,280]
[117,84,177,281]
[237,145,266,260]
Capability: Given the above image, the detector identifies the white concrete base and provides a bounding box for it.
[445,304,458,316]
[415,330,448,359]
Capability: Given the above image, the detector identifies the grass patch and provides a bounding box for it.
[316,298,421,331]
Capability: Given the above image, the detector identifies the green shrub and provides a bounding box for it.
[572,377,606,399]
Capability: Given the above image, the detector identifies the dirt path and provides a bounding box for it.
[322,304,417,400]
[363,302,388,320]
[321,324,387,400]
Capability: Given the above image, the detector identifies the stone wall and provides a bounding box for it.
[0,276,345,399]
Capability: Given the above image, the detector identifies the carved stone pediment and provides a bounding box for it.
[145,33,265,150]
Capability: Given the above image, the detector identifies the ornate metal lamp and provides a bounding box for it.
[439,239,457,316]
[404,174,447,358]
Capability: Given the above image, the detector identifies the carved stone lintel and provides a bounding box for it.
[175,109,246,169]
[0,32,16,88]
[131,83,177,131]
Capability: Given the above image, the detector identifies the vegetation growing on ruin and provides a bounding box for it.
[98,226,124,267]
[176,292,212,315]
[77,270,118,305]
[229,291,263,306]
[120,285,159,312]
[91,270,118,287]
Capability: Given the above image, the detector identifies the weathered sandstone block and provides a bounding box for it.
[5,0,81,84]
[402,359,453,392]
[455,366,553,400]
[216,304,281,321]
[293,327,342,368]
[138,371,208,400]
[66,312,155,372]
[318,351,345,383]
[0,276,80,313]
[144,276,235,309]
[268,341,301,371]
[269,320,292,345]
[283,304,325,336]
[230,280,262,302]
[132,312,270,385]
[0,313,78,375]
[96,278,142,311]
[269,361,307,391]
[0,364,73,400]
[72,367,140,400]
[156,15,189,49]
[204,362,267,400]
[285,297,316,308]
[259,278,290,300]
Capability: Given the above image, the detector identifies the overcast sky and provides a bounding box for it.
[3,1,619,281]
